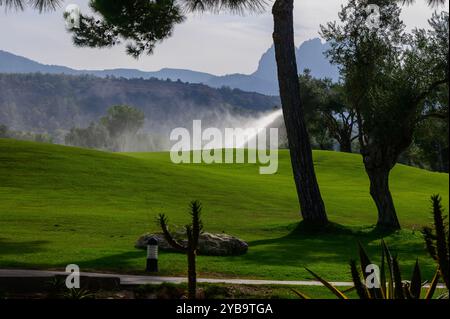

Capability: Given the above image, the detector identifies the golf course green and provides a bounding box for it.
[0,138,448,282]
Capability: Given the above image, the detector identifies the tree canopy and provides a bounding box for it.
[0,0,60,11]
[69,0,267,58]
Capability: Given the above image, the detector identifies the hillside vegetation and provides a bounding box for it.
[0,138,448,280]
[0,73,279,139]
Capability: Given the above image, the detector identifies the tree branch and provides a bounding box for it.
[158,213,187,252]
[414,78,448,105]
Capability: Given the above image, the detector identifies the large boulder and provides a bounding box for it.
[135,232,248,256]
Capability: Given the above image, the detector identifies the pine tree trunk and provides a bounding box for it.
[187,248,197,299]
[272,0,328,226]
[366,166,401,230]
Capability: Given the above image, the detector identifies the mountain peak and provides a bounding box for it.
[300,37,323,46]
[252,38,339,85]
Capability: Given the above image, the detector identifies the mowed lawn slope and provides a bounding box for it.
[0,138,448,281]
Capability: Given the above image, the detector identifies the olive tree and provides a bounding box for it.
[321,0,448,229]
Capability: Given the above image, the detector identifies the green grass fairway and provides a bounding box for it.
[0,138,448,282]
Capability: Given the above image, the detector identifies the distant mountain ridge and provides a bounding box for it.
[0,38,339,95]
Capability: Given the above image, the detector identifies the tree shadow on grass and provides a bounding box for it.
[0,248,146,274]
[248,221,397,250]
[0,238,49,255]
[74,251,145,273]
[243,221,430,274]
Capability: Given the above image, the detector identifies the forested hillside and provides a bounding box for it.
[0,73,280,141]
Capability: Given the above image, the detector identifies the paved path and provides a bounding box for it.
[0,269,446,288]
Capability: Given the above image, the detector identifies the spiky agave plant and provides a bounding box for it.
[422,194,449,291]
[62,288,94,300]
[293,240,441,299]
[158,200,203,299]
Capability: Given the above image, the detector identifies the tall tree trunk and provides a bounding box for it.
[272,0,328,226]
[364,162,401,230]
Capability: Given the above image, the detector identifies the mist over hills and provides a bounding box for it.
[0,73,280,146]
[0,38,338,95]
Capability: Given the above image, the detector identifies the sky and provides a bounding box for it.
[0,0,445,75]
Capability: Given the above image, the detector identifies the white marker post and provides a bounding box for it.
[146,237,158,272]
